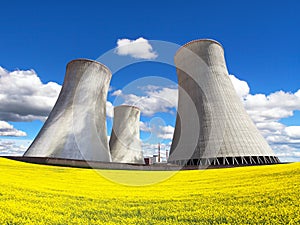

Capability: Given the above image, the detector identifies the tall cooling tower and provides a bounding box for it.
[109,105,144,164]
[24,59,112,162]
[169,39,279,166]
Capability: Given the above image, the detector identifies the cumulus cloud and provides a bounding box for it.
[229,75,300,123]
[0,67,61,122]
[140,121,174,140]
[229,74,250,99]
[108,86,113,92]
[0,139,31,156]
[0,121,26,137]
[106,101,114,118]
[244,91,300,122]
[115,37,158,59]
[230,74,300,161]
[139,121,151,132]
[285,126,300,139]
[271,144,300,162]
[114,85,178,116]
[111,89,122,96]
[158,125,174,140]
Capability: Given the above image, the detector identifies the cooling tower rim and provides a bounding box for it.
[67,58,112,75]
[114,104,141,111]
[175,39,224,58]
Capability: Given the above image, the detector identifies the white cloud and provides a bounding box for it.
[108,86,113,92]
[230,76,300,123]
[157,125,174,140]
[0,67,61,122]
[230,74,300,161]
[115,85,178,116]
[106,101,114,118]
[0,121,26,137]
[229,74,250,99]
[0,139,31,156]
[244,91,300,121]
[271,144,300,162]
[115,37,158,59]
[139,121,151,132]
[111,89,122,96]
[140,121,174,140]
[284,126,300,139]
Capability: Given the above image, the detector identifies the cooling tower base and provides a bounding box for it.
[1,156,283,170]
[169,156,280,166]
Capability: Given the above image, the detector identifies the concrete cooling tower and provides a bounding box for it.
[24,59,112,162]
[169,39,280,166]
[109,105,144,164]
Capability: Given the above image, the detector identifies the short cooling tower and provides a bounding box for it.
[109,105,144,164]
[24,59,112,162]
[169,39,280,166]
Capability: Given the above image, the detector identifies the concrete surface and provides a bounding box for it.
[169,39,279,166]
[23,59,112,162]
[109,105,144,164]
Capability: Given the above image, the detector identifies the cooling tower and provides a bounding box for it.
[169,39,279,166]
[24,59,112,162]
[109,105,144,164]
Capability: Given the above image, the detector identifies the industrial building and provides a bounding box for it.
[109,105,144,164]
[169,39,280,166]
[24,59,112,162]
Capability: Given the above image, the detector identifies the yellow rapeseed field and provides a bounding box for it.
[0,157,299,224]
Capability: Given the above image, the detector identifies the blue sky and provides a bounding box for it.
[0,0,300,161]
